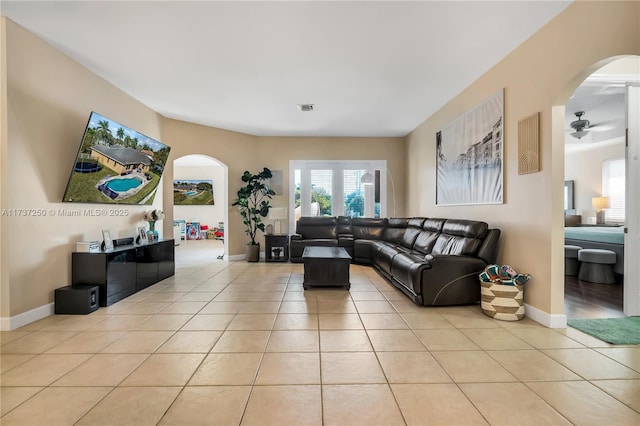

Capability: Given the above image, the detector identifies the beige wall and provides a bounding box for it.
[173,161,226,229]
[405,1,640,317]
[565,142,626,222]
[2,2,639,326]
[162,120,404,256]
[2,19,165,319]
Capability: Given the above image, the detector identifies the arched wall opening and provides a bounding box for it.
[552,55,640,319]
[171,154,229,260]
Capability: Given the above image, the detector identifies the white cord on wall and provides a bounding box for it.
[388,168,397,218]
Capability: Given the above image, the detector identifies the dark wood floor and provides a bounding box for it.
[564,274,624,319]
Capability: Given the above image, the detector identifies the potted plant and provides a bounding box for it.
[232,167,275,262]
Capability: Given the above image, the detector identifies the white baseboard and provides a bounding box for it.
[0,302,55,331]
[227,251,267,262]
[525,303,567,328]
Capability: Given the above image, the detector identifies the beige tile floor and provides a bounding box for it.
[1,240,639,425]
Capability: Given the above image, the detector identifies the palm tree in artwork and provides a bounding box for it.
[96,120,113,145]
[117,127,125,145]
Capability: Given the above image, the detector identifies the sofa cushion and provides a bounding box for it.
[295,239,339,247]
[441,219,488,238]
[401,222,423,249]
[383,218,409,245]
[412,230,440,254]
[351,217,388,240]
[390,252,428,295]
[423,218,446,232]
[295,216,338,239]
[354,239,378,263]
[337,215,352,235]
[431,220,488,256]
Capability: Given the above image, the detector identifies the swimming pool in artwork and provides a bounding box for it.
[104,177,143,192]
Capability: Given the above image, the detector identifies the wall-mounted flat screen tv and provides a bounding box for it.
[173,180,215,205]
[62,111,171,204]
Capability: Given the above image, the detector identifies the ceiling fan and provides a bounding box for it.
[568,111,615,140]
[569,111,591,139]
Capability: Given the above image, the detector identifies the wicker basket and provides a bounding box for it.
[480,280,525,321]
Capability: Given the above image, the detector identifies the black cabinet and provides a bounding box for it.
[265,234,289,262]
[72,239,175,306]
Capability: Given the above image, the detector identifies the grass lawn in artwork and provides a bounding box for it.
[64,166,161,204]
[62,111,171,204]
[173,180,214,205]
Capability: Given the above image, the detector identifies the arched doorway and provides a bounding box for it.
[555,55,640,319]
[172,154,229,263]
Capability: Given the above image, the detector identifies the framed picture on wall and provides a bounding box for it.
[173,180,214,205]
[436,89,504,205]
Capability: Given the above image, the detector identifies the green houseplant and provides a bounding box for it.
[232,167,275,261]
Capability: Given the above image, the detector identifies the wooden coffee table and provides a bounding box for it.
[302,246,351,290]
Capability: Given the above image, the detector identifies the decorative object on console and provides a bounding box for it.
[232,167,275,262]
[592,196,610,224]
[173,179,214,205]
[77,241,100,253]
[479,264,531,321]
[101,229,113,251]
[144,209,164,241]
[269,207,287,235]
[137,226,148,244]
[518,112,540,174]
[436,89,503,206]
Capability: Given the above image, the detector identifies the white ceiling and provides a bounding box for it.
[1,1,573,137]
[565,57,640,152]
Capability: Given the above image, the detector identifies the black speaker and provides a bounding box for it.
[114,237,134,247]
[55,285,99,314]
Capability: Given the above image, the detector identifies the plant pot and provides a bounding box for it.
[246,243,260,262]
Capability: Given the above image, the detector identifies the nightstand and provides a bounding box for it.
[265,234,289,262]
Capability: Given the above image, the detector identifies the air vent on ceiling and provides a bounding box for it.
[297,104,314,112]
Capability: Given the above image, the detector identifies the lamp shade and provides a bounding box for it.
[268,207,288,220]
[360,172,374,185]
[592,196,610,210]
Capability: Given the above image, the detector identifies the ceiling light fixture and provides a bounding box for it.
[569,111,590,139]
[297,104,314,112]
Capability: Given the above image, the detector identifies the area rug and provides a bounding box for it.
[568,317,640,345]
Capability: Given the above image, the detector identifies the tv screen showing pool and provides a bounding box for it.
[62,111,171,204]
[173,180,214,205]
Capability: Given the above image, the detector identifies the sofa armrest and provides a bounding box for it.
[420,255,487,306]
[290,234,303,241]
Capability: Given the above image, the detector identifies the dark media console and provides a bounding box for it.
[72,239,175,306]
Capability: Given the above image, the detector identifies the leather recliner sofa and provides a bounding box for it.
[289,216,501,306]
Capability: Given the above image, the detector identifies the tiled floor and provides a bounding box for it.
[1,241,639,425]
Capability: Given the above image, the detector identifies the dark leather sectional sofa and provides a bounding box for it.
[290,216,501,306]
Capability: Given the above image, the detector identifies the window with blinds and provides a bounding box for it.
[603,158,625,222]
[290,160,387,222]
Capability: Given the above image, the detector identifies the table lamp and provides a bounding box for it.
[592,196,610,225]
[269,207,288,234]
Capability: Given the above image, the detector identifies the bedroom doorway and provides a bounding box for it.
[562,56,640,319]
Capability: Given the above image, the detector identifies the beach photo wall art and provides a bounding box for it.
[436,89,504,206]
[173,180,215,205]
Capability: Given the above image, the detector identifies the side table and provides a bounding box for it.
[265,234,289,262]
